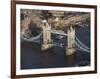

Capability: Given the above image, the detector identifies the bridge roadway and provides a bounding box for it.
[48,30,67,36]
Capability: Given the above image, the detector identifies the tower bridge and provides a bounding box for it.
[41,20,76,55]
[21,24,90,56]
[21,10,90,56]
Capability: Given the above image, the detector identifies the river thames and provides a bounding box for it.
[21,26,90,69]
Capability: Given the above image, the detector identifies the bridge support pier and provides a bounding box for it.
[66,26,76,56]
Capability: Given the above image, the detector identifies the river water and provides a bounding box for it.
[21,26,90,69]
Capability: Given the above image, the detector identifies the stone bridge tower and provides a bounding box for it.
[67,26,75,55]
[41,20,52,51]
